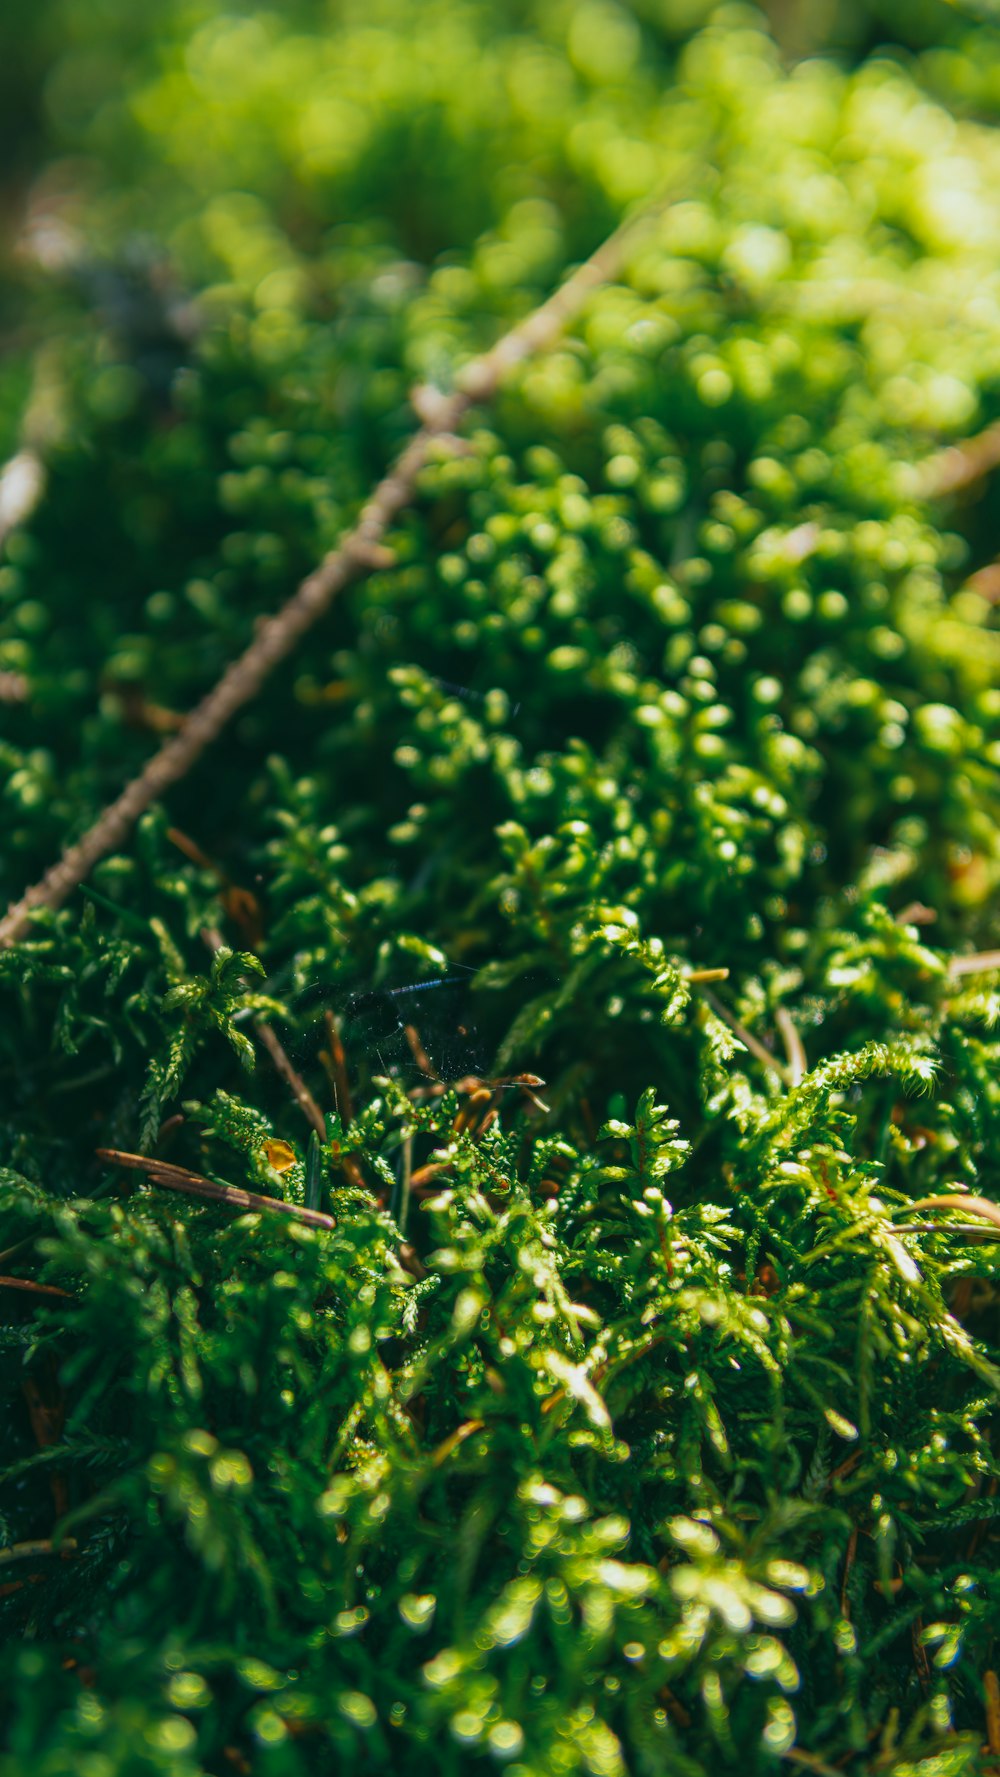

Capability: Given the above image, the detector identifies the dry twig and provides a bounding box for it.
[908,1194,1000,1234]
[949,950,1000,979]
[320,1011,354,1125]
[199,925,367,1185]
[252,1019,327,1141]
[892,1223,1000,1240]
[0,1537,77,1567]
[778,1750,845,1777]
[775,1006,807,1087]
[985,1668,1000,1757]
[963,559,1000,605]
[698,986,792,1086]
[840,1524,858,1621]
[0,449,45,550]
[97,1148,338,1232]
[0,1275,71,1299]
[0,198,664,947]
[912,420,1000,500]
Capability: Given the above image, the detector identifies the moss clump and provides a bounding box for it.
[4,2,1000,1773]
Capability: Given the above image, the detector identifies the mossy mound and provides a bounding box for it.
[3,3,1000,1773]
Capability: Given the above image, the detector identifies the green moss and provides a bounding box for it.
[3,3,1000,1773]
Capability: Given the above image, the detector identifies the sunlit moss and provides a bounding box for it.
[3,1,1000,1774]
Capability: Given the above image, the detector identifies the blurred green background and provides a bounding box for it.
[4,0,1000,389]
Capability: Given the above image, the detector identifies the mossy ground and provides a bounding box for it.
[3,3,1000,1773]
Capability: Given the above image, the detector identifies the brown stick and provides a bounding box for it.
[0,199,664,948]
[0,449,45,549]
[96,1147,337,1232]
[408,1160,455,1192]
[254,1020,327,1141]
[908,1194,1000,1233]
[913,419,1000,499]
[840,1523,858,1621]
[321,1011,354,1125]
[824,1450,863,1492]
[892,1223,1000,1239]
[431,1419,485,1467]
[0,1239,34,1268]
[986,1669,1000,1758]
[964,560,1000,605]
[949,950,1000,978]
[0,672,27,703]
[200,929,371,1191]
[0,1537,78,1567]
[698,986,792,1086]
[199,924,327,1141]
[402,1022,436,1080]
[0,1275,71,1299]
[778,1752,845,1777]
[775,1006,807,1087]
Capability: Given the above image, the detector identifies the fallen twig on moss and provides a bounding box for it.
[0,672,27,703]
[0,1276,71,1300]
[907,1194,1000,1234]
[913,419,1000,499]
[775,1006,807,1087]
[96,1148,338,1232]
[0,1538,77,1567]
[949,950,1000,978]
[0,449,45,550]
[0,198,665,948]
[698,985,792,1085]
[200,924,329,1141]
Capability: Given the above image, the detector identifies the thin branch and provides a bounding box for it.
[320,1010,354,1125]
[892,1223,1000,1239]
[249,1015,327,1141]
[0,672,28,703]
[949,950,1000,978]
[97,1148,337,1232]
[824,1450,863,1492]
[840,1523,858,1621]
[0,1275,71,1299]
[0,449,45,551]
[0,197,665,948]
[431,1419,485,1467]
[0,1537,77,1567]
[962,558,1000,605]
[201,928,369,1187]
[986,1668,1000,1758]
[408,1160,455,1193]
[896,901,937,927]
[907,1194,1000,1233]
[698,986,792,1085]
[395,1130,413,1238]
[402,1021,436,1080]
[775,1006,807,1087]
[912,419,1000,499]
[0,1237,37,1267]
[778,1751,847,1777]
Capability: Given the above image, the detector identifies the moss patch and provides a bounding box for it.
[3,3,1000,1772]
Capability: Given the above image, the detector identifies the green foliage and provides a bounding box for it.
[4,1,1000,1773]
